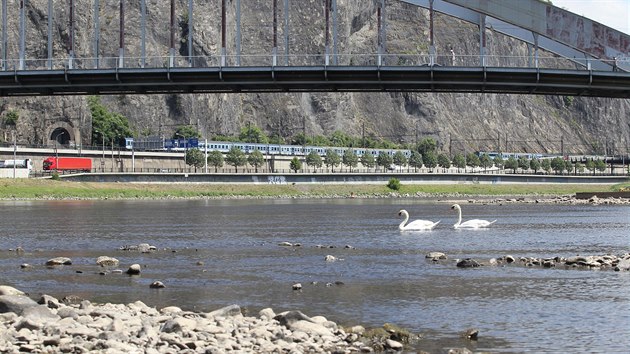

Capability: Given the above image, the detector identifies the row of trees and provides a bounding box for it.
[185,147,610,175]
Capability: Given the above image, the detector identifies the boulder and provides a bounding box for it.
[0,285,26,296]
[456,259,481,268]
[0,295,38,315]
[45,257,72,266]
[207,304,241,318]
[96,256,120,267]
[426,252,447,260]
[149,281,165,289]
[274,311,312,327]
[126,264,142,275]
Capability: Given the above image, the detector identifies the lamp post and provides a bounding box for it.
[12,130,16,178]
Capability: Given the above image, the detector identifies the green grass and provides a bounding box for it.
[0,178,623,200]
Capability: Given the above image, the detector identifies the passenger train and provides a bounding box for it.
[125,137,412,159]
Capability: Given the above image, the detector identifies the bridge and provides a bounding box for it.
[0,0,628,98]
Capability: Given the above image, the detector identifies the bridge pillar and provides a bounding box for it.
[222,0,227,67]
[169,0,175,68]
[332,0,338,65]
[273,0,278,66]
[325,0,330,66]
[479,14,486,67]
[284,0,289,65]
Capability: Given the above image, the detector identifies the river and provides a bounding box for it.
[0,198,628,353]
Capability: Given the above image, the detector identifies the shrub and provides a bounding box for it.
[387,178,401,191]
[51,172,60,181]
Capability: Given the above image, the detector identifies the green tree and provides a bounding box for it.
[387,177,401,191]
[408,151,423,172]
[305,151,323,172]
[343,149,359,172]
[479,154,493,171]
[89,96,134,147]
[225,147,247,172]
[329,130,353,147]
[376,153,393,172]
[239,124,269,143]
[393,151,408,172]
[452,153,466,172]
[4,110,18,126]
[550,157,565,174]
[518,156,530,172]
[466,153,480,169]
[530,158,541,173]
[585,159,596,175]
[185,148,205,172]
[493,155,504,169]
[595,159,607,174]
[323,149,341,172]
[247,150,265,173]
[542,159,552,173]
[360,151,376,170]
[416,138,437,156]
[437,153,451,171]
[564,160,575,175]
[423,151,438,171]
[173,125,201,139]
[207,150,224,172]
[575,162,585,174]
[504,157,518,173]
[290,157,302,173]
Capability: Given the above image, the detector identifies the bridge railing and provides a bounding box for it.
[0,54,621,72]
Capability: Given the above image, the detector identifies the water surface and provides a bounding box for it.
[0,199,628,353]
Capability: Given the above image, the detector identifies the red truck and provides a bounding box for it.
[43,157,92,172]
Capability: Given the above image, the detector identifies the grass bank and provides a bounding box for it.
[0,178,624,200]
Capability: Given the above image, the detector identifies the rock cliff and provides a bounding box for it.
[0,0,628,156]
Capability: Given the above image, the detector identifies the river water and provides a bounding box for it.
[0,198,628,353]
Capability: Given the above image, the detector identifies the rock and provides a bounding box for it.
[96,256,120,267]
[0,295,38,315]
[426,252,447,260]
[385,339,404,350]
[259,308,276,321]
[45,257,72,266]
[292,283,302,290]
[149,281,165,289]
[462,328,479,340]
[278,242,293,247]
[61,295,84,305]
[504,255,515,263]
[20,263,33,269]
[37,294,61,309]
[0,285,26,296]
[325,255,337,262]
[289,320,334,336]
[207,304,241,318]
[447,348,474,354]
[126,264,142,275]
[160,306,182,314]
[274,311,312,327]
[456,258,481,268]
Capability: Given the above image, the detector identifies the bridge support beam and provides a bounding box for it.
[332,0,338,65]
[141,0,146,68]
[325,0,330,66]
[377,0,385,66]
[119,0,125,68]
[19,0,25,70]
[428,0,435,66]
[478,14,485,67]
[222,0,227,67]
[94,0,100,69]
[47,0,52,69]
[272,0,278,66]
[169,0,175,68]
[188,0,193,67]
[284,0,289,65]
[69,0,75,69]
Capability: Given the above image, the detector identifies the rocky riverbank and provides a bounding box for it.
[0,285,418,354]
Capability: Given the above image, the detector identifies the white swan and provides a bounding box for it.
[451,204,496,229]
[398,209,440,231]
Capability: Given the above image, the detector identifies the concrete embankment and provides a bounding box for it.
[57,172,628,185]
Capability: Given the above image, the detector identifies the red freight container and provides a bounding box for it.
[42,157,92,172]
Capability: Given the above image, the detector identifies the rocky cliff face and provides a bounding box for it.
[1,0,628,156]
